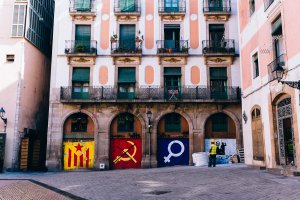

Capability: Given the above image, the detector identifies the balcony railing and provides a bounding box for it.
[202,39,235,55]
[111,40,142,55]
[264,0,275,11]
[60,86,241,102]
[203,0,231,13]
[267,54,286,82]
[69,0,96,13]
[157,40,189,55]
[158,0,186,14]
[114,0,141,14]
[65,40,97,55]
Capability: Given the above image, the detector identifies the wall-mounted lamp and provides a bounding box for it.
[243,111,248,124]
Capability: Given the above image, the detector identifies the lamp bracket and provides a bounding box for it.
[279,80,300,90]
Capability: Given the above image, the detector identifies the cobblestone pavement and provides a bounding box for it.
[1,164,300,200]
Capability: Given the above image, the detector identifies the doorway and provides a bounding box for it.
[164,24,180,52]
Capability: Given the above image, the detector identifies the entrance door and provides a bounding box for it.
[277,97,296,166]
[164,68,181,100]
[164,24,180,52]
[120,24,136,51]
[165,0,179,12]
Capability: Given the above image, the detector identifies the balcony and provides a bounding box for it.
[158,0,186,20]
[157,40,189,56]
[65,40,97,56]
[114,0,141,18]
[69,0,96,20]
[267,54,286,82]
[264,0,275,11]
[60,86,241,103]
[111,40,142,56]
[202,39,235,56]
[203,0,231,21]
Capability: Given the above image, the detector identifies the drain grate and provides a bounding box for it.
[146,190,171,195]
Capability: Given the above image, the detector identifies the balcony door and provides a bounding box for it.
[75,0,91,11]
[72,68,90,99]
[209,24,225,49]
[272,17,284,59]
[120,0,135,12]
[209,0,223,11]
[119,24,136,51]
[165,0,179,12]
[210,67,227,99]
[118,68,136,99]
[164,24,180,52]
[164,68,181,100]
[75,25,91,53]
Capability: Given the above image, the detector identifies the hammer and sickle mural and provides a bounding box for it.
[110,139,142,169]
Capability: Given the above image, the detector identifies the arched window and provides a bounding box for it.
[249,0,255,16]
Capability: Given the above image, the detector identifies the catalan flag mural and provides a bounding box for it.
[63,141,94,170]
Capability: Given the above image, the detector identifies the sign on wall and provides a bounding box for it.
[64,141,94,170]
[157,138,189,167]
[110,139,142,169]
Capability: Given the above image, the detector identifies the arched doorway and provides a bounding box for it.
[109,113,142,169]
[63,113,95,170]
[251,107,265,161]
[157,113,189,167]
[204,112,236,164]
[276,97,296,166]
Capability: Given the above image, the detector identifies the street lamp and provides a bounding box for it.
[274,63,300,89]
[0,107,7,132]
[146,110,152,168]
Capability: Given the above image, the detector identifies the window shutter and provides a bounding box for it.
[72,68,90,81]
[12,4,27,37]
[164,67,181,76]
[118,68,136,83]
[75,25,91,41]
[272,17,282,36]
[210,67,227,80]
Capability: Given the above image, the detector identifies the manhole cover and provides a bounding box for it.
[146,190,171,195]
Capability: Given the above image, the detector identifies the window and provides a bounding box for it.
[252,53,259,78]
[120,0,135,12]
[210,67,228,99]
[249,0,255,16]
[75,0,92,12]
[12,4,27,37]
[212,113,228,132]
[75,25,91,53]
[117,113,134,132]
[165,0,179,12]
[72,68,90,99]
[119,24,136,51]
[71,113,88,132]
[164,68,182,99]
[165,113,181,132]
[272,16,283,58]
[118,68,136,99]
[6,55,15,62]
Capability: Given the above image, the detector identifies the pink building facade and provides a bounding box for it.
[238,0,300,173]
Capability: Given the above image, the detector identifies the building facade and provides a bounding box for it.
[47,0,242,171]
[238,0,300,173]
[0,0,54,171]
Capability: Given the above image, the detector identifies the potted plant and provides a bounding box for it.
[110,34,118,43]
[65,48,70,54]
[181,46,189,53]
[135,30,143,43]
[74,43,85,53]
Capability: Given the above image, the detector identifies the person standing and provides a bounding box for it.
[209,139,217,167]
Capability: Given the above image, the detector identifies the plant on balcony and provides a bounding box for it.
[65,48,70,54]
[110,34,118,43]
[135,30,143,43]
[74,43,85,53]
[181,46,189,53]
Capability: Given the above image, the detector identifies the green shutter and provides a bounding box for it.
[272,17,282,36]
[210,67,227,80]
[118,68,136,83]
[164,67,181,76]
[165,113,181,132]
[119,25,136,50]
[212,113,228,132]
[75,0,91,11]
[72,68,90,81]
[75,25,91,41]
[120,0,135,12]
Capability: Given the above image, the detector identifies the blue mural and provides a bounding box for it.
[157,138,189,167]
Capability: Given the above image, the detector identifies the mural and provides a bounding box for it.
[157,138,189,167]
[64,141,94,170]
[110,139,142,169]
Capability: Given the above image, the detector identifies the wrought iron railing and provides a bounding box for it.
[114,0,141,14]
[69,0,96,13]
[111,40,142,54]
[202,39,235,54]
[60,86,241,101]
[65,40,97,54]
[267,54,286,82]
[203,0,231,13]
[264,0,275,11]
[158,0,186,13]
[156,40,189,55]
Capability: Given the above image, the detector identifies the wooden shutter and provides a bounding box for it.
[118,68,136,83]
[72,68,90,81]
[75,25,91,41]
[12,4,27,37]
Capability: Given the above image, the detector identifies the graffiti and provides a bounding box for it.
[157,138,189,167]
[110,139,142,169]
[164,140,185,163]
[64,141,94,170]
